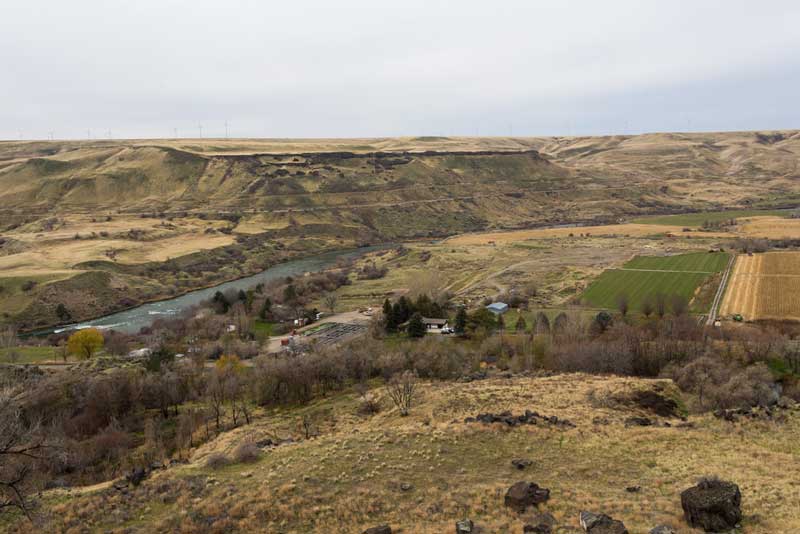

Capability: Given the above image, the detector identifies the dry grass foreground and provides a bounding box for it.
[27,374,800,533]
[721,251,800,321]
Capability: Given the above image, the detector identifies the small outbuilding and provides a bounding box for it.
[486,302,509,315]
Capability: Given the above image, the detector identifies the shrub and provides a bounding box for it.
[205,452,230,470]
[670,357,777,411]
[357,391,381,415]
[232,442,260,464]
[410,337,470,379]
[385,370,418,416]
[552,339,633,375]
[357,261,388,280]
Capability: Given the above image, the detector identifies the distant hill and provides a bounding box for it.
[2,130,798,231]
[1,130,798,329]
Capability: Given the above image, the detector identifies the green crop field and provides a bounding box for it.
[631,209,791,226]
[580,252,730,313]
[624,251,729,272]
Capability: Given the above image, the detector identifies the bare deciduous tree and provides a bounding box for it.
[324,293,338,315]
[641,296,655,318]
[0,394,49,519]
[655,293,667,318]
[616,293,629,317]
[385,370,418,416]
[670,294,689,317]
[0,327,17,350]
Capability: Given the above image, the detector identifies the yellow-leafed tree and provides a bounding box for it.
[215,354,243,375]
[66,328,104,360]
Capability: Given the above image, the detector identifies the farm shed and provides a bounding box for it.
[486,302,509,315]
[422,317,448,330]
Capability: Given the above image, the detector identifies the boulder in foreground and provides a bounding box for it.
[504,481,550,512]
[455,518,474,533]
[680,478,741,532]
[579,511,628,534]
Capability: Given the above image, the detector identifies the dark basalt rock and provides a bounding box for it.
[455,518,474,533]
[624,416,653,427]
[630,390,681,418]
[579,511,628,534]
[465,410,575,428]
[126,467,148,487]
[680,478,741,532]
[524,512,557,533]
[511,458,533,470]
[504,481,550,512]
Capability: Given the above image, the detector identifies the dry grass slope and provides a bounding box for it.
[21,373,800,533]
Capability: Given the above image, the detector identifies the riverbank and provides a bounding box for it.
[21,244,390,336]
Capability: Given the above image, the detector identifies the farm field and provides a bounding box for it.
[631,209,791,226]
[326,231,730,314]
[737,216,800,239]
[443,223,733,245]
[624,251,729,272]
[580,252,729,313]
[720,251,800,321]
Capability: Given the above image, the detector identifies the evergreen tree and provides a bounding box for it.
[534,311,550,335]
[407,312,426,338]
[592,310,613,334]
[145,345,176,373]
[259,297,272,321]
[395,296,412,324]
[212,291,229,314]
[515,314,527,332]
[244,290,254,314]
[496,313,505,331]
[55,303,71,322]
[414,294,433,317]
[454,306,467,334]
[383,299,399,332]
[283,284,297,305]
[552,312,568,337]
[467,308,497,332]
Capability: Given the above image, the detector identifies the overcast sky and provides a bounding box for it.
[2,0,799,140]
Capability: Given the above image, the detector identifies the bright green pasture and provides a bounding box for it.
[624,251,729,272]
[580,252,729,313]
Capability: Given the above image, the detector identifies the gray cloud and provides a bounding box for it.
[2,0,799,139]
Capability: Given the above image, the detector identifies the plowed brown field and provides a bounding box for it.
[720,251,800,321]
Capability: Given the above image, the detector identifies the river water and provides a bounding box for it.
[33,246,384,336]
